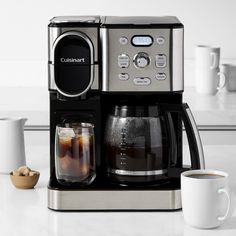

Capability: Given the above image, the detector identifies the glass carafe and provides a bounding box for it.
[104,105,176,186]
[55,122,96,186]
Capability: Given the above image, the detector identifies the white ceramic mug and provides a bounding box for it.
[195,45,225,94]
[181,169,231,229]
[218,64,236,92]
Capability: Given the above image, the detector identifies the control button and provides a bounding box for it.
[118,54,130,68]
[119,36,128,45]
[118,73,129,81]
[133,52,150,69]
[156,73,166,80]
[156,54,167,68]
[156,36,165,45]
[133,77,151,86]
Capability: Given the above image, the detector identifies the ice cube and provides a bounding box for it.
[58,128,75,138]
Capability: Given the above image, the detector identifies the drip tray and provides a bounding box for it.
[48,181,182,211]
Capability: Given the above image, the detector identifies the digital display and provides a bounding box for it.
[131,36,153,46]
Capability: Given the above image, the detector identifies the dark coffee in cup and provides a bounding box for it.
[188,174,224,179]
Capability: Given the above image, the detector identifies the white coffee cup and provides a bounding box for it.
[195,45,225,94]
[181,169,231,229]
[218,64,236,92]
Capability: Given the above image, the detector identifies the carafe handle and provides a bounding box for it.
[181,103,205,169]
[161,103,205,170]
[163,112,177,167]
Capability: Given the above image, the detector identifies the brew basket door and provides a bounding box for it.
[53,32,94,97]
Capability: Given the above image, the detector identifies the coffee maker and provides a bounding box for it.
[48,16,205,211]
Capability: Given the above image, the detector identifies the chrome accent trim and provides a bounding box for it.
[101,28,108,91]
[108,168,167,176]
[51,31,94,97]
[48,26,60,64]
[172,28,184,91]
[48,188,182,210]
[48,63,56,91]
[91,64,99,90]
[185,108,205,169]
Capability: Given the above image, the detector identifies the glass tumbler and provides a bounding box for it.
[55,123,96,186]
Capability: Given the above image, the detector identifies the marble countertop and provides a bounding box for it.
[0,86,236,127]
[0,131,235,236]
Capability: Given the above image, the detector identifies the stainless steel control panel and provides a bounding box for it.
[101,27,183,92]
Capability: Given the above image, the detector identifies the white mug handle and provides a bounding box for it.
[217,71,226,90]
[210,52,219,69]
[217,188,231,221]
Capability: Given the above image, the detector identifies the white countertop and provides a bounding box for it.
[0,131,235,236]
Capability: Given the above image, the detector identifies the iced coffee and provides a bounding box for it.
[55,123,95,185]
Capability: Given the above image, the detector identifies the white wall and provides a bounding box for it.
[0,0,236,86]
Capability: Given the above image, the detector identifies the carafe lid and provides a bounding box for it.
[112,105,160,117]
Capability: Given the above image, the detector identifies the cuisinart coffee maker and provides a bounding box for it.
[47,16,205,211]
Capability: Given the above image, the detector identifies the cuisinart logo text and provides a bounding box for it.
[60,57,85,63]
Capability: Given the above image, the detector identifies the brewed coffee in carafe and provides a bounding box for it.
[104,105,176,186]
